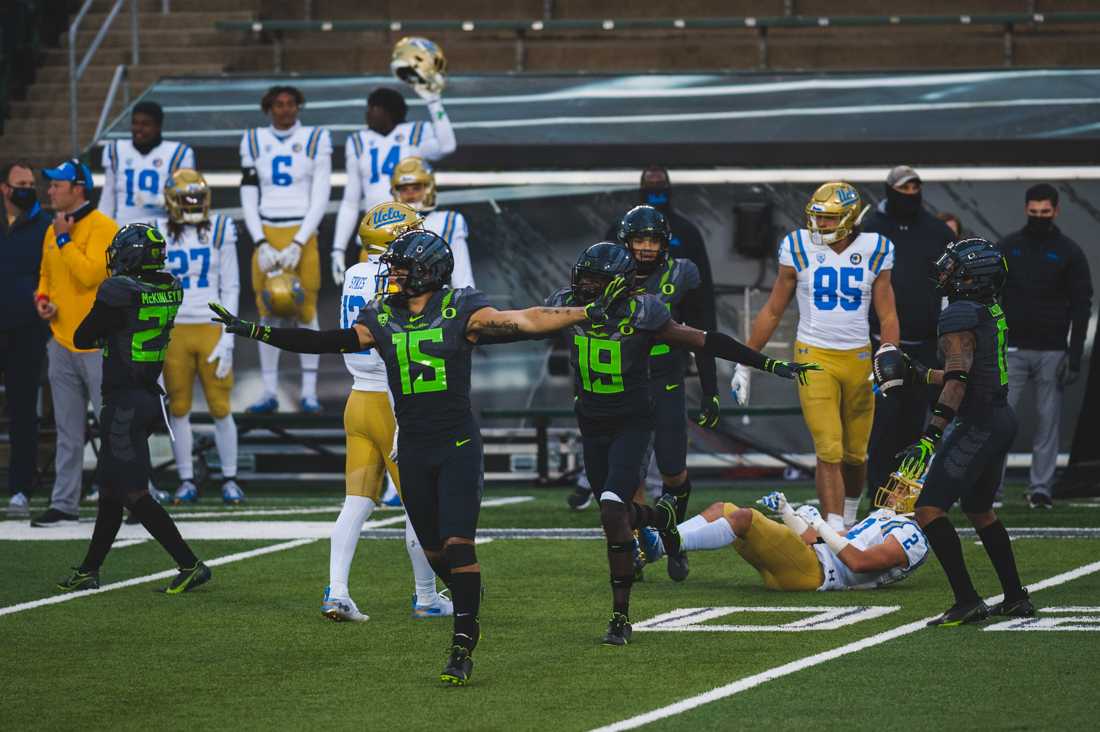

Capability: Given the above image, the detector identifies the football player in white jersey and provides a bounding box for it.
[732,182,900,532]
[158,169,243,504]
[331,86,456,286]
[644,486,927,591]
[239,86,333,414]
[99,101,195,226]
[322,201,453,622]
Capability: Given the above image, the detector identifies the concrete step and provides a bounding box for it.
[6,98,126,122]
[75,8,255,34]
[67,24,247,50]
[33,63,226,88]
[42,45,251,69]
[89,0,260,12]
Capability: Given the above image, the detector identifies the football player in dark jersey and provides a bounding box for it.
[887,238,1031,626]
[546,242,819,645]
[210,230,627,686]
[58,224,211,595]
[617,205,719,581]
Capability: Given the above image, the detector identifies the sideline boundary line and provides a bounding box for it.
[0,539,315,618]
[590,559,1100,732]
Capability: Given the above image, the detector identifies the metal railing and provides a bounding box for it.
[215,12,1100,72]
[93,64,130,142]
[69,0,139,155]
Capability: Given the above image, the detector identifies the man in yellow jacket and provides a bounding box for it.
[31,159,116,526]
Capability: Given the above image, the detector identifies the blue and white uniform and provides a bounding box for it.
[815,509,928,590]
[100,139,195,225]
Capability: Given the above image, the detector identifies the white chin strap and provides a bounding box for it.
[181,212,207,224]
[810,229,843,246]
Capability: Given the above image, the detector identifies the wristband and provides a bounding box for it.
[931,402,956,423]
[921,424,944,444]
[779,504,809,536]
[813,519,851,554]
[943,370,968,383]
[55,232,71,248]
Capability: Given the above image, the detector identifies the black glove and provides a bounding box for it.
[895,426,942,480]
[1057,353,1080,387]
[210,302,265,340]
[584,275,629,325]
[696,394,721,429]
[904,352,932,386]
[764,359,821,385]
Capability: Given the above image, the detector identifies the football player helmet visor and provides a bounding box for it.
[805,181,868,246]
[390,156,437,212]
[571,241,637,305]
[164,168,211,225]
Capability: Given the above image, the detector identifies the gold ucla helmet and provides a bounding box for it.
[262,271,305,318]
[164,168,211,224]
[359,201,424,256]
[805,181,868,246]
[873,471,924,515]
[390,36,447,94]
[390,157,437,212]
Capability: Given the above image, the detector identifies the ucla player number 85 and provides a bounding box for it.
[813,266,864,311]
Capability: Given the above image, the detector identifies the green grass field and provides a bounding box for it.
[2,482,1099,731]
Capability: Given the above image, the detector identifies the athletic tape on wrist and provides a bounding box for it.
[814,520,851,554]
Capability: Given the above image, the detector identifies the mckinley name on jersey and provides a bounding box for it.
[815,509,928,590]
[158,215,240,325]
[780,231,895,350]
[100,140,195,225]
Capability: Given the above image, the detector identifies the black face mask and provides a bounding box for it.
[885,186,922,220]
[642,187,671,216]
[1025,216,1055,238]
[9,186,37,211]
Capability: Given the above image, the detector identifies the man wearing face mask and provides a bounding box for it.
[1,161,52,519]
[861,166,955,503]
[996,184,1092,509]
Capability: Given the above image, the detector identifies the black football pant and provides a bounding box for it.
[917,406,1018,513]
[399,429,484,551]
[0,322,48,497]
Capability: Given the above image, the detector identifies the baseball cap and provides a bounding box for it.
[886,165,921,188]
[42,158,94,192]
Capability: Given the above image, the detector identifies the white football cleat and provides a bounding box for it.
[322,586,369,622]
[412,590,454,619]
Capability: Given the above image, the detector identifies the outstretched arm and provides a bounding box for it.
[466,305,586,343]
[209,302,373,353]
[656,320,820,382]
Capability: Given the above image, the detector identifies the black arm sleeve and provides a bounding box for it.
[1067,245,1094,365]
[240,167,259,186]
[695,351,718,396]
[679,282,719,394]
[260,326,362,354]
[701,330,769,371]
[676,219,717,332]
[73,300,124,350]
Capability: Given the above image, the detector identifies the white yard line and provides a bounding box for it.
[0,539,316,618]
[590,559,1100,732]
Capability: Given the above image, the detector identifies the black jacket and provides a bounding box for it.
[0,200,50,330]
[997,224,1093,365]
[862,202,955,343]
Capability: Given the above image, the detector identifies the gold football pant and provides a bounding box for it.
[794,340,874,465]
[723,503,824,591]
[252,225,320,322]
[163,323,233,419]
[344,390,400,501]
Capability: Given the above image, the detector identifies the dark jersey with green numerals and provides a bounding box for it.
[642,257,702,382]
[357,287,491,445]
[546,288,672,420]
[938,299,1009,415]
[83,273,183,395]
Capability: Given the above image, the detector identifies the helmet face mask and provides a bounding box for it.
[617,205,669,277]
[571,241,637,305]
[932,237,1006,301]
[873,472,924,515]
[374,230,454,300]
[805,181,867,247]
[165,169,211,225]
[390,157,437,212]
[571,270,613,305]
[359,202,424,256]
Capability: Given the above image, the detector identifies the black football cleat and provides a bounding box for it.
[440,645,474,686]
[927,599,989,627]
[601,612,633,646]
[164,561,212,595]
[667,550,690,583]
[989,590,1036,618]
[567,486,593,511]
[57,566,99,592]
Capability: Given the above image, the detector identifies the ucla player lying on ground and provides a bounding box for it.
[643,487,927,591]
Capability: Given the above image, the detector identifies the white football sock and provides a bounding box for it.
[677,514,709,534]
[169,414,193,480]
[329,495,376,598]
[213,416,238,478]
[827,513,846,533]
[843,497,860,526]
[258,341,280,397]
[406,516,438,605]
[300,315,320,400]
[681,517,736,552]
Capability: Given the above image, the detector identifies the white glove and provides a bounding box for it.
[389,425,399,462]
[756,491,788,514]
[795,504,823,528]
[730,364,752,406]
[256,242,280,273]
[414,84,441,103]
[332,249,346,286]
[279,241,303,271]
[206,332,234,380]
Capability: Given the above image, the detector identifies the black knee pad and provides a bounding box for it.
[444,542,478,570]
